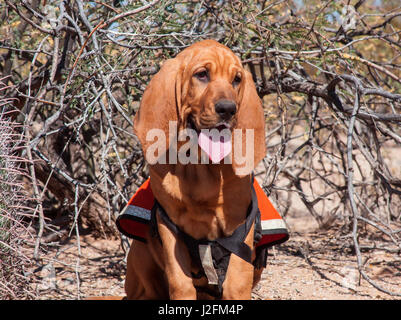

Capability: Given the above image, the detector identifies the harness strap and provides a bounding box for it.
[214,185,261,263]
[150,184,264,298]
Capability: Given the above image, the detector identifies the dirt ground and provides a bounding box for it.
[30,211,401,300]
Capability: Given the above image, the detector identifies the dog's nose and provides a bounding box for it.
[215,100,236,120]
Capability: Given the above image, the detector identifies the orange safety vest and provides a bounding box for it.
[117,178,288,249]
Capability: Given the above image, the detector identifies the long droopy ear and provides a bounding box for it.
[134,58,182,163]
[232,70,266,176]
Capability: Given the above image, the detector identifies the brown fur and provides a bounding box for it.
[125,40,266,299]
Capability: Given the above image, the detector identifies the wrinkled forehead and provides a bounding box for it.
[180,46,243,76]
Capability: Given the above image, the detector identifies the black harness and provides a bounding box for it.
[149,184,268,298]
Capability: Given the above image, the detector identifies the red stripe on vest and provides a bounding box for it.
[127,178,154,210]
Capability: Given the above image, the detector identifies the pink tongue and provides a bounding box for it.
[198,130,232,163]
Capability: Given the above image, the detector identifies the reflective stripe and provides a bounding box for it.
[122,204,151,221]
[261,219,287,232]
[198,244,219,285]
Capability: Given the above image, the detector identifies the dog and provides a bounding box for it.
[125,39,267,299]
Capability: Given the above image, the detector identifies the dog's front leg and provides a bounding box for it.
[222,254,254,299]
[158,215,197,300]
[221,225,256,300]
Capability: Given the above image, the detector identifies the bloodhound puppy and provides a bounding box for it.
[126,39,266,299]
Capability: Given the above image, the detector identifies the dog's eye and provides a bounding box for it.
[194,70,209,82]
[232,75,241,87]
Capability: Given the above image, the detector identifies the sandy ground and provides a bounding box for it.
[31,213,401,300]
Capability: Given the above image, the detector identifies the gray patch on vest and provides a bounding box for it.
[198,244,219,285]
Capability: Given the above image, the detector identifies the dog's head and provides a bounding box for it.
[134,40,266,175]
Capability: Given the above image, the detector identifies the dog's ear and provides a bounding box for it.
[233,70,266,176]
[134,58,183,163]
